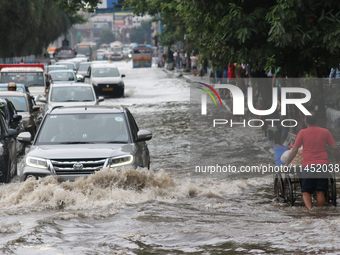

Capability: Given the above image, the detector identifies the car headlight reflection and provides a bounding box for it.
[109,155,133,168]
[26,157,49,169]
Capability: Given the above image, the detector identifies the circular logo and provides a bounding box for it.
[73,162,84,170]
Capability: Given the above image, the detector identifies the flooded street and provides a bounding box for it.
[1,61,340,254]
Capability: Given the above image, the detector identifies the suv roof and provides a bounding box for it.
[49,82,91,87]
[48,70,75,73]
[0,91,28,96]
[48,105,125,115]
[91,63,117,68]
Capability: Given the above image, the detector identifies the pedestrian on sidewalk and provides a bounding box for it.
[190,53,198,76]
[329,65,340,88]
[173,50,178,68]
[235,64,246,94]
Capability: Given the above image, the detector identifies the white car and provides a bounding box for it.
[47,65,67,73]
[49,70,77,84]
[38,83,104,112]
[84,63,125,98]
[55,62,77,73]
[66,58,87,70]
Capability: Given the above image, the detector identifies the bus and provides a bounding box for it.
[132,45,152,68]
[54,47,76,60]
[75,42,97,61]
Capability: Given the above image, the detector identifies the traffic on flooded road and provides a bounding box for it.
[0,59,338,254]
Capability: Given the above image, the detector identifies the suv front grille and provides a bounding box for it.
[98,84,118,89]
[51,158,107,175]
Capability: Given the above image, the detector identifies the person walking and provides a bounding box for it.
[190,53,198,76]
[284,112,340,210]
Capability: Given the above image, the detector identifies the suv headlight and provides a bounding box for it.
[108,155,133,168]
[26,156,49,169]
[118,81,124,87]
[92,82,98,86]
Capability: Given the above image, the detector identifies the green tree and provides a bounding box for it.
[0,0,98,58]
[124,0,185,46]
[177,0,340,123]
[96,28,116,47]
[130,21,153,44]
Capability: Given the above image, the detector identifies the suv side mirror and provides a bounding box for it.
[17,131,32,144]
[121,74,125,78]
[136,130,152,142]
[7,129,19,137]
[98,96,104,102]
[32,106,41,112]
[13,114,22,122]
[36,96,47,103]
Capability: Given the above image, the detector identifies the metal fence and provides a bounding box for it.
[0,55,38,64]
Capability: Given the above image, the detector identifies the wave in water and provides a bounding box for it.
[0,168,270,214]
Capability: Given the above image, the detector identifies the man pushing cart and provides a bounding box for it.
[283,111,340,209]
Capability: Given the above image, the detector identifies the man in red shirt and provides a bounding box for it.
[284,112,340,209]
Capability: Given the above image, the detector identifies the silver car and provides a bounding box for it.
[49,70,77,84]
[18,105,152,181]
[84,63,125,98]
[46,65,67,73]
[38,83,104,112]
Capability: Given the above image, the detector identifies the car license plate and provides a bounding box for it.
[102,88,113,91]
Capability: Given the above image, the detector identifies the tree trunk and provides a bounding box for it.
[314,66,326,128]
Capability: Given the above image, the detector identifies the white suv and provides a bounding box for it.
[84,63,125,98]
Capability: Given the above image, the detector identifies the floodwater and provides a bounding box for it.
[1,61,340,254]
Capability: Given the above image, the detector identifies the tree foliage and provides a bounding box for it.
[96,28,116,47]
[0,0,100,58]
[129,21,153,44]
[126,0,340,77]
[178,0,340,77]
[124,0,185,46]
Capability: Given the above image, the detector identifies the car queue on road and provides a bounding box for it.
[0,57,151,184]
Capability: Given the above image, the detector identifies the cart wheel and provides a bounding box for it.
[274,173,284,202]
[284,177,295,206]
[330,178,337,207]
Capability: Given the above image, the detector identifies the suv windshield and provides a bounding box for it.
[3,96,27,112]
[50,86,94,102]
[57,63,75,70]
[36,113,129,144]
[48,66,66,72]
[50,72,75,82]
[78,63,91,71]
[92,67,119,77]
[1,72,44,86]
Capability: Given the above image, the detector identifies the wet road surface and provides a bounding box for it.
[1,61,340,254]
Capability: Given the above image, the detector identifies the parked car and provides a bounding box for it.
[37,83,104,112]
[0,91,43,139]
[46,65,67,73]
[0,83,30,93]
[0,111,19,183]
[49,70,78,84]
[18,105,152,182]
[84,63,125,98]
